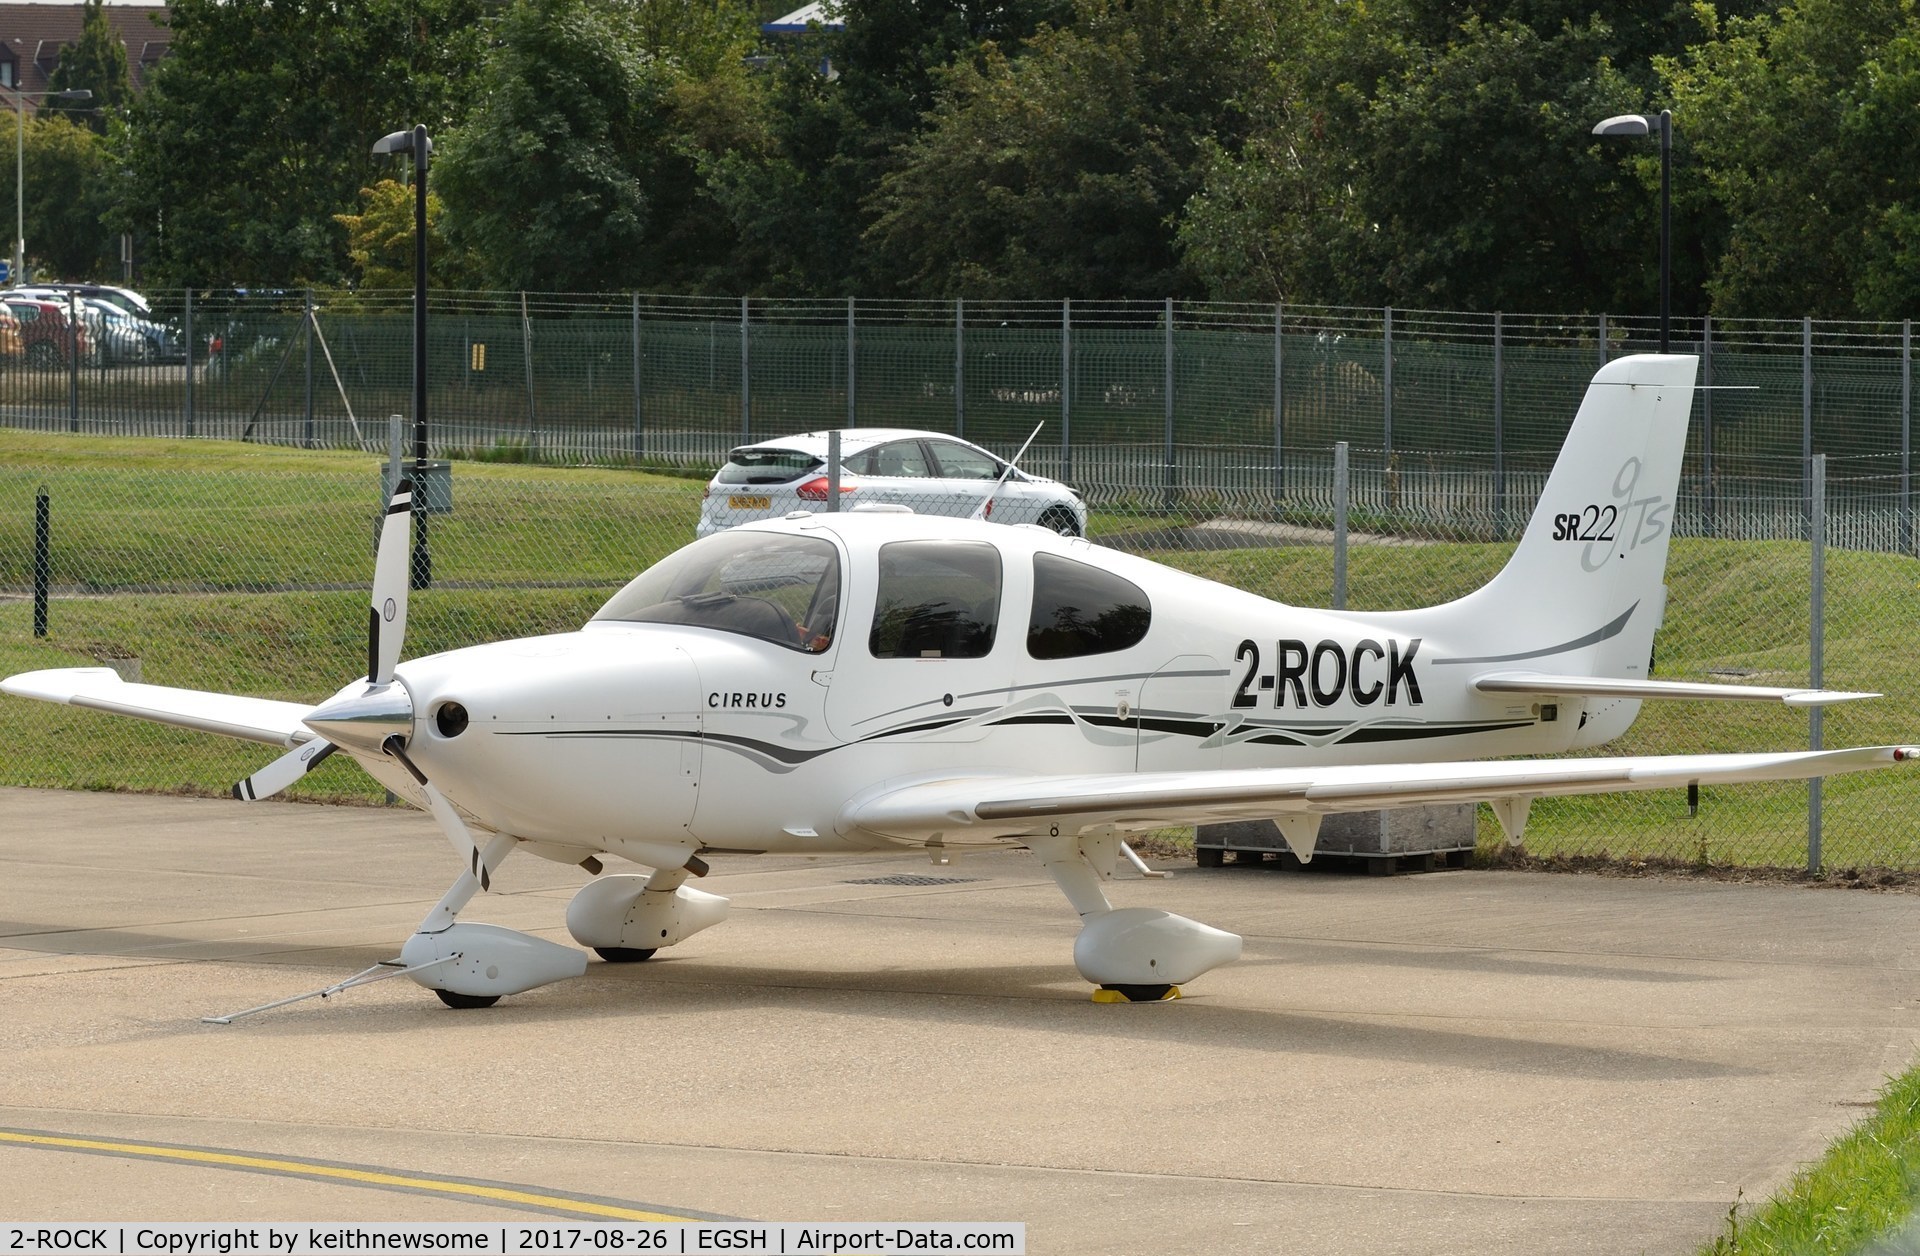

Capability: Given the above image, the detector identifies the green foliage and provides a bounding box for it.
[11,114,116,280]
[1664,0,1920,319]
[437,0,766,293]
[1697,1058,1920,1254]
[1178,2,1712,312]
[865,0,1252,298]
[87,0,1920,316]
[117,0,488,289]
[46,0,133,132]
[334,178,478,291]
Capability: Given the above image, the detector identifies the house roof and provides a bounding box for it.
[762,2,843,34]
[0,3,169,96]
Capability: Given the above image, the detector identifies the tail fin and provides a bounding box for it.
[1401,353,1698,734]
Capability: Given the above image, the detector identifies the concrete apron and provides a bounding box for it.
[2,786,1917,1255]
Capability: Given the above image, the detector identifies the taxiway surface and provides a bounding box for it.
[3,787,1918,1254]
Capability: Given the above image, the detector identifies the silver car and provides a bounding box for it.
[697,429,1088,537]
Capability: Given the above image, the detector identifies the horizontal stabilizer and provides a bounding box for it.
[1,667,313,747]
[1472,671,1877,707]
[845,746,1917,842]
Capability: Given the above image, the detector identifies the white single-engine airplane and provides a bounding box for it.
[6,353,1914,1010]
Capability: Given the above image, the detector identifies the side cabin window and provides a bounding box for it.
[1027,552,1151,659]
[870,540,1001,659]
[592,531,840,653]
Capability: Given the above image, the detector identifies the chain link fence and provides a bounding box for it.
[2,290,1916,871]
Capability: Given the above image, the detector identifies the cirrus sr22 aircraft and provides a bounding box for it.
[6,353,1914,1012]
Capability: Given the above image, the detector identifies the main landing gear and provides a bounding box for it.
[1029,832,1241,1002]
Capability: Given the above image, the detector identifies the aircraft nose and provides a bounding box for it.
[303,682,415,756]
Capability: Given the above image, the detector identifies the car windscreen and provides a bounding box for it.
[592,531,841,653]
[716,447,821,485]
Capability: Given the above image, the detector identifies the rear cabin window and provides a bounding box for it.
[717,447,820,485]
[869,541,1001,659]
[1027,553,1151,659]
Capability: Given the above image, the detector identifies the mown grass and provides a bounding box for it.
[1699,1060,1920,1254]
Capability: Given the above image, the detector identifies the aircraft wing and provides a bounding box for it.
[1471,671,1876,706]
[844,746,1916,844]
[1,667,315,747]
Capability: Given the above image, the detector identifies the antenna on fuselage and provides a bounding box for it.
[972,420,1047,521]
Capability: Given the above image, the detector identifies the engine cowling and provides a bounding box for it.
[566,876,731,952]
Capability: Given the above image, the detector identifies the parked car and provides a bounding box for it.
[1,297,92,368]
[17,282,154,321]
[698,428,1088,537]
[0,306,23,360]
[81,298,170,365]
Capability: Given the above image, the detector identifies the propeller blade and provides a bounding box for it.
[382,735,497,892]
[369,477,413,685]
[232,739,336,802]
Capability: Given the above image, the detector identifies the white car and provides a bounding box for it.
[697,429,1089,537]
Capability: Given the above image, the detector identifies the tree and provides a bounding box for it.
[11,114,116,280]
[1664,0,1920,319]
[864,0,1252,298]
[695,0,1076,295]
[116,0,487,289]
[1177,1,1728,313]
[435,0,671,293]
[47,0,134,132]
[335,178,479,290]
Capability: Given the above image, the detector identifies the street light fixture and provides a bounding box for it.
[5,86,91,286]
[1592,108,1672,354]
[372,124,433,588]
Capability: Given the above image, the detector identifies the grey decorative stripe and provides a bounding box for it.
[854,666,1229,727]
[1432,603,1637,666]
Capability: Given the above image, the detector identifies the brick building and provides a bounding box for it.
[0,2,168,96]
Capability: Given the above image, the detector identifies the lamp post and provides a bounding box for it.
[373,124,432,588]
[6,86,91,286]
[1592,108,1672,354]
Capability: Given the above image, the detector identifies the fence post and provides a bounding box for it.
[303,288,315,450]
[1060,299,1072,481]
[1163,296,1175,512]
[1809,452,1826,873]
[33,485,49,638]
[740,295,751,441]
[1272,302,1284,503]
[1597,312,1607,368]
[847,296,857,429]
[631,293,644,462]
[827,429,841,511]
[1803,316,1813,538]
[1493,311,1505,539]
[1382,306,1393,458]
[1332,441,1349,610]
[954,298,965,438]
[183,289,195,438]
[67,290,78,433]
[1703,315,1715,539]
[1903,319,1912,554]
[520,291,538,460]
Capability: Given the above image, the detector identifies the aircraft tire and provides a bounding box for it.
[434,989,501,1009]
[594,947,658,963]
[1101,983,1175,1003]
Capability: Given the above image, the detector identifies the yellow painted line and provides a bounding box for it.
[0,1130,702,1221]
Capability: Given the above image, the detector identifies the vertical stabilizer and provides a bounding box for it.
[1397,353,1698,742]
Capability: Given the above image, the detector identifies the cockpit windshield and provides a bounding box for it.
[592,531,840,653]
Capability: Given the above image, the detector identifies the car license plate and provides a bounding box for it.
[729,495,772,510]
